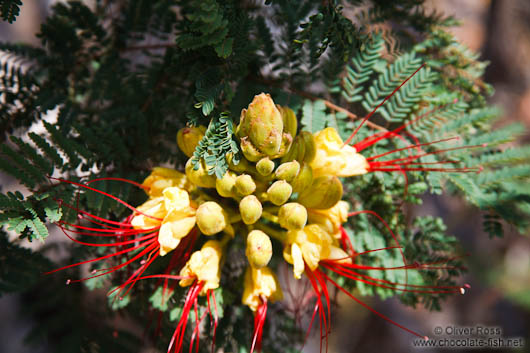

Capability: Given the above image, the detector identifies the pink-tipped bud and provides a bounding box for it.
[246,230,273,268]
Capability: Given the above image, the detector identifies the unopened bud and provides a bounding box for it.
[235,174,257,196]
[240,137,265,162]
[185,158,216,188]
[278,203,307,230]
[277,105,297,138]
[246,230,272,268]
[275,160,300,182]
[298,175,342,209]
[216,171,237,197]
[267,180,292,205]
[227,153,252,173]
[256,157,275,176]
[196,201,227,235]
[238,93,284,156]
[300,131,316,163]
[281,133,304,163]
[239,195,263,225]
[177,125,206,157]
[270,132,293,159]
[291,163,313,193]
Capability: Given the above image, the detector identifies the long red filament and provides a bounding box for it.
[353,100,457,152]
[250,298,268,353]
[87,177,149,190]
[344,63,426,146]
[319,271,428,340]
[49,177,162,221]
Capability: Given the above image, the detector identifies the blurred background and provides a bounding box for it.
[0,1,529,352]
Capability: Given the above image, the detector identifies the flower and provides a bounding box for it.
[283,224,350,279]
[47,176,199,300]
[131,186,197,256]
[242,266,283,353]
[242,266,283,312]
[49,80,480,352]
[307,200,349,238]
[142,166,193,197]
[179,240,223,294]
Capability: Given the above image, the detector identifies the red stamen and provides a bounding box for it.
[353,101,457,152]
[347,210,408,273]
[344,63,426,146]
[56,223,157,246]
[321,262,462,294]
[250,297,268,353]
[86,177,148,190]
[366,137,460,161]
[44,238,155,275]
[58,200,137,227]
[319,271,427,339]
[50,177,162,221]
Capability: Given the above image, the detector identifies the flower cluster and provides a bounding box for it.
[51,89,474,352]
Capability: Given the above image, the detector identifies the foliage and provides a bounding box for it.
[0,0,21,23]
[0,1,529,352]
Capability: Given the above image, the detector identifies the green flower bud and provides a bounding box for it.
[278,202,307,230]
[185,158,216,188]
[177,126,206,158]
[246,230,272,268]
[235,174,256,196]
[256,157,275,176]
[267,180,292,206]
[269,132,293,159]
[196,201,227,235]
[300,131,316,163]
[216,171,237,197]
[291,163,313,193]
[275,160,300,182]
[277,105,297,138]
[238,93,284,156]
[281,133,304,163]
[239,195,263,225]
[297,175,343,209]
[227,153,252,174]
[240,137,265,162]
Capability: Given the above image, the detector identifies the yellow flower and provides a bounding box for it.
[310,127,369,177]
[142,167,193,197]
[242,266,283,311]
[283,224,350,279]
[307,200,350,238]
[179,240,223,295]
[131,186,196,256]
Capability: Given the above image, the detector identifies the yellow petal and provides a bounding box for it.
[325,245,352,264]
[311,127,369,177]
[162,187,191,212]
[291,243,304,279]
[142,167,193,197]
[158,215,196,256]
[131,197,164,229]
[179,240,222,295]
